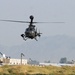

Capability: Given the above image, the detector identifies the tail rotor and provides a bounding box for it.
[37,30,42,37]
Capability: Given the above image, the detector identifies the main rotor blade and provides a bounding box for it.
[0,19,65,24]
[33,22,65,23]
[0,19,30,23]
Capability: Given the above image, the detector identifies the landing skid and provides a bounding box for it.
[22,37,27,41]
[34,37,38,41]
[21,34,38,41]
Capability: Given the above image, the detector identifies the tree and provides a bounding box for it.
[44,60,50,63]
[59,57,67,63]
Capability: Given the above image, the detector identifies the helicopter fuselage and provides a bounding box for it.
[25,26,37,39]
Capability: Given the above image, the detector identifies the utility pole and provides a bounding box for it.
[0,52,3,56]
[21,53,25,65]
[0,52,3,63]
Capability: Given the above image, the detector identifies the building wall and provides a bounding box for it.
[9,58,27,65]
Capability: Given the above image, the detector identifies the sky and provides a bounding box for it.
[0,0,75,46]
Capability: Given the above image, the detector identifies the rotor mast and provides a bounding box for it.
[29,15,34,25]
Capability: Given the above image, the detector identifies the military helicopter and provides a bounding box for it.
[20,15,42,41]
[0,15,64,41]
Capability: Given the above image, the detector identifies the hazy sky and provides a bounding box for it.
[0,0,75,46]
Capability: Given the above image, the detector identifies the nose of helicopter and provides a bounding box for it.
[30,15,34,19]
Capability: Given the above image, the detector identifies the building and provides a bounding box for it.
[9,58,27,65]
[0,58,27,65]
[0,54,27,65]
[40,63,75,67]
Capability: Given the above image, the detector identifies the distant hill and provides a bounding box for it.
[0,35,75,62]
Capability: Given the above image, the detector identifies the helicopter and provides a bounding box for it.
[21,15,42,41]
[0,15,65,41]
